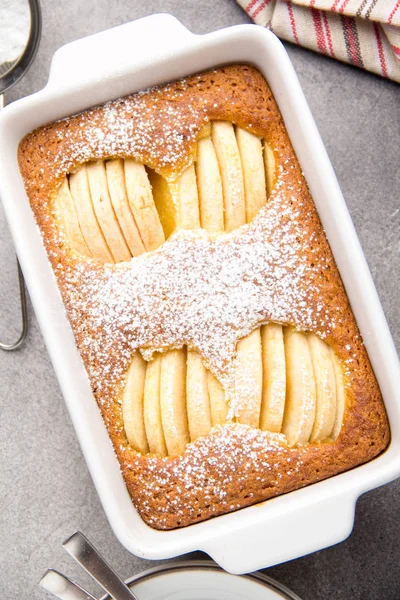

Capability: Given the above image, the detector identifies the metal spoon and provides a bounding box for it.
[39,569,99,600]
[0,0,42,351]
[62,532,140,600]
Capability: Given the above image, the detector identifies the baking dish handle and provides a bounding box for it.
[46,14,195,90]
[202,491,357,574]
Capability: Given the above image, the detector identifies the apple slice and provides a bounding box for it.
[160,348,190,456]
[86,160,131,263]
[197,122,211,140]
[122,352,148,454]
[308,334,337,443]
[235,328,263,428]
[147,170,176,240]
[143,354,167,457]
[282,327,316,446]
[236,127,267,223]
[69,166,114,263]
[211,121,246,232]
[53,178,91,257]
[186,350,212,441]
[124,159,165,252]
[260,323,286,433]
[331,349,346,440]
[105,159,146,257]
[208,371,228,426]
[263,142,276,198]
[173,165,200,230]
[196,137,224,234]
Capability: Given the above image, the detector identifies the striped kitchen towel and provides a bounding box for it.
[237,0,400,82]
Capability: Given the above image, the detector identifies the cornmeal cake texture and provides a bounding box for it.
[18,65,390,529]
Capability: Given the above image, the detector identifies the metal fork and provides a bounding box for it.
[40,532,140,600]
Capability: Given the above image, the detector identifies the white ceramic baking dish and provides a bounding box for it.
[1,14,400,574]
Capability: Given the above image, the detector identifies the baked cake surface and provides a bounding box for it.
[18,65,390,529]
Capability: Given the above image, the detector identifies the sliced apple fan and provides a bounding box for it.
[123,326,345,456]
[52,121,276,261]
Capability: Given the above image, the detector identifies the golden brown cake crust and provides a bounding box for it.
[18,65,390,529]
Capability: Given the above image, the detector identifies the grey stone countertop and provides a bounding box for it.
[1,1,399,599]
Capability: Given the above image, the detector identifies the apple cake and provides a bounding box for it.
[18,65,390,529]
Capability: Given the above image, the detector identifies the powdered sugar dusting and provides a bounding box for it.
[51,82,209,181]
[56,171,342,417]
[121,424,306,523]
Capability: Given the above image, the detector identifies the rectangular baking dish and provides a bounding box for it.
[1,14,400,574]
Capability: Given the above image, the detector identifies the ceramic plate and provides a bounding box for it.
[100,561,303,600]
